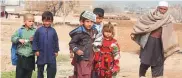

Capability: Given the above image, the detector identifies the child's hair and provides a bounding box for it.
[93,8,104,17]
[42,11,53,21]
[79,11,85,21]
[23,13,34,21]
[103,22,115,37]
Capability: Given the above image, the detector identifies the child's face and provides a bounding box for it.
[24,19,34,28]
[83,20,94,29]
[43,20,52,27]
[104,31,113,38]
[95,15,103,24]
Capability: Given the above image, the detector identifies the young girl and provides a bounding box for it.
[93,22,120,78]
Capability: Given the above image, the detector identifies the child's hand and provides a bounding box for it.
[35,52,40,56]
[70,52,74,58]
[19,39,25,44]
[29,37,33,41]
[76,50,84,56]
[55,53,58,57]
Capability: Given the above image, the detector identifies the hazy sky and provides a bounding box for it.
[93,0,182,11]
[93,0,182,7]
[1,0,182,10]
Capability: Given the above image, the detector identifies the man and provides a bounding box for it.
[131,1,180,78]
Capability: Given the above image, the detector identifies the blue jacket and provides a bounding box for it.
[32,26,59,64]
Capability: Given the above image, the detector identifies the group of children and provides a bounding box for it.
[12,11,59,78]
[11,8,120,78]
[69,8,120,78]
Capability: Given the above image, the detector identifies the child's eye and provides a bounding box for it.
[29,21,34,22]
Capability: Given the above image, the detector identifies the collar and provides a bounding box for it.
[21,25,35,30]
[42,25,51,28]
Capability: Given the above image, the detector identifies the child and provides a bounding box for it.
[11,13,36,78]
[70,11,85,59]
[93,8,104,25]
[93,22,120,78]
[69,11,85,78]
[32,11,59,78]
[69,11,97,78]
[92,8,105,78]
[93,8,105,52]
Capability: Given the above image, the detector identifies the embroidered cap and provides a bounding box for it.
[82,11,96,22]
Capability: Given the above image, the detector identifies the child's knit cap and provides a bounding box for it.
[81,11,96,22]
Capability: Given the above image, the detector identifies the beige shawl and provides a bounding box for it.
[132,10,180,58]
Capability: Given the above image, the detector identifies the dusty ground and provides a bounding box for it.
[1,17,182,78]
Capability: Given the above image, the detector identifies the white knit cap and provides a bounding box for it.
[159,1,169,7]
[82,11,96,22]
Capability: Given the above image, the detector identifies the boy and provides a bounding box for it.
[93,8,105,51]
[69,11,85,78]
[69,11,97,78]
[70,11,85,59]
[70,8,104,61]
[32,11,59,78]
[93,8,104,25]
[11,13,36,78]
[92,8,105,78]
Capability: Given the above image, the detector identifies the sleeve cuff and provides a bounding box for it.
[16,38,20,43]
[73,47,79,53]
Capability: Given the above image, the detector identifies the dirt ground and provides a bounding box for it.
[1,17,182,78]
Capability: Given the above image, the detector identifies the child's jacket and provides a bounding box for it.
[69,26,98,62]
[11,26,36,57]
[32,26,59,64]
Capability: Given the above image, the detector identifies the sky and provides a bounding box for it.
[1,0,182,11]
[93,0,182,11]
[2,0,182,6]
[93,0,182,7]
